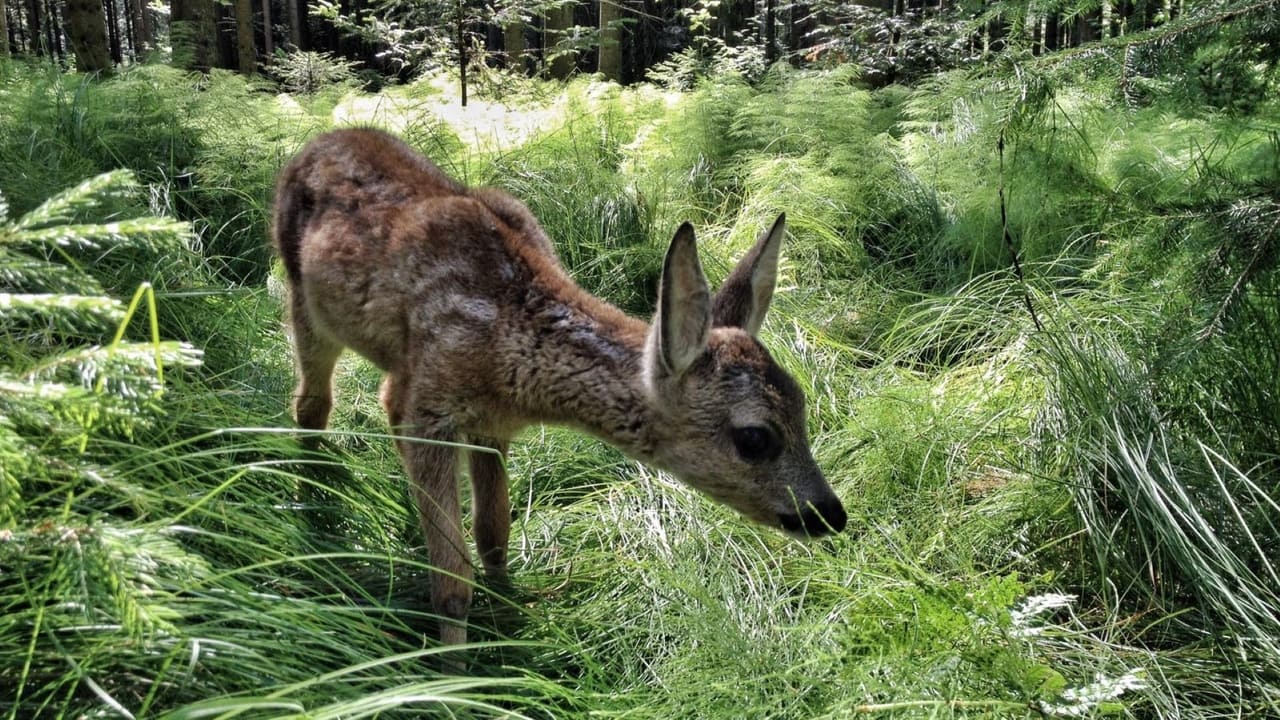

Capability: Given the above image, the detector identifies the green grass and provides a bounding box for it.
[2,55,1278,719]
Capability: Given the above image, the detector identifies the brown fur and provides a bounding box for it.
[273,128,846,646]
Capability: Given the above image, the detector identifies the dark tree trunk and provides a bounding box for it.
[0,0,9,55]
[25,0,42,54]
[126,0,149,53]
[171,0,217,70]
[215,1,237,67]
[260,0,271,55]
[1044,12,1059,51]
[457,2,467,105]
[763,0,776,64]
[234,0,254,73]
[64,0,112,72]
[104,0,121,63]
[787,1,814,64]
[50,0,66,59]
[1069,11,1092,45]
[286,0,303,48]
[503,18,525,72]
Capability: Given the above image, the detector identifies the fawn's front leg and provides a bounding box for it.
[384,376,474,646]
[469,438,511,584]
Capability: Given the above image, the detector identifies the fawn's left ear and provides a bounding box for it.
[711,214,785,337]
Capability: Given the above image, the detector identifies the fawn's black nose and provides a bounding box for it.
[779,497,847,537]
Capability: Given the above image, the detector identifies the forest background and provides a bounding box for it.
[2,0,1279,717]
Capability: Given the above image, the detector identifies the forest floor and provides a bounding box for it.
[1,59,1278,719]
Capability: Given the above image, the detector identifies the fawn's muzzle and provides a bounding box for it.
[779,496,847,537]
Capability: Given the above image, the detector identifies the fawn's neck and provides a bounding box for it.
[514,284,660,460]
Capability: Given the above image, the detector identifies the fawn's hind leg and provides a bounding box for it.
[469,438,511,584]
[288,292,343,433]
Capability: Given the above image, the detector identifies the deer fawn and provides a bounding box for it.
[273,128,846,646]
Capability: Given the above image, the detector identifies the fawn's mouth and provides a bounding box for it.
[777,498,847,537]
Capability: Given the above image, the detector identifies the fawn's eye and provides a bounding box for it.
[732,426,780,463]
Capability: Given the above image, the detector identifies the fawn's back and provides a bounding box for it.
[274,128,641,438]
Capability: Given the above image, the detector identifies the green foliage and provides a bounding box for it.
[5,33,1280,717]
[483,82,670,313]
[269,49,362,95]
[0,64,327,285]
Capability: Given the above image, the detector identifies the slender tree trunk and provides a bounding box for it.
[503,19,524,72]
[104,0,121,63]
[27,0,44,54]
[261,0,271,55]
[597,0,621,81]
[1071,11,1096,45]
[286,0,302,48]
[1044,12,1059,51]
[544,0,574,79]
[787,1,813,65]
[0,0,9,56]
[457,3,467,106]
[49,0,65,59]
[763,0,776,64]
[126,0,150,52]
[171,0,216,70]
[64,0,112,72]
[234,0,254,73]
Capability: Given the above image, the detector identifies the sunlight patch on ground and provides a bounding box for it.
[330,75,561,153]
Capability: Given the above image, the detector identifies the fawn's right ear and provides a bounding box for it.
[647,222,711,386]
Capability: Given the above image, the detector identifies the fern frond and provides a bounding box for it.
[26,341,204,401]
[9,218,192,253]
[11,170,140,232]
[0,293,125,332]
[0,248,102,294]
[0,421,28,526]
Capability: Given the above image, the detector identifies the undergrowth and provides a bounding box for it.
[2,50,1278,718]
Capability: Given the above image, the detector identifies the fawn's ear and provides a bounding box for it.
[647,222,711,384]
[711,213,785,337]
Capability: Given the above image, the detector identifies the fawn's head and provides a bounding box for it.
[644,215,847,538]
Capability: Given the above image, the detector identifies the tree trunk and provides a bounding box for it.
[763,0,776,64]
[104,0,121,63]
[503,19,525,72]
[544,0,575,80]
[457,3,467,106]
[234,0,254,74]
[214,1,236,67]
[261,0,271,55]
[286,0,303,48]
[0,0,9,56]
[49,0,65,58]
[1044,12,1059,51]
[25,0,42,54]
[171,0,217,70]
[64,0,112,72]
[597,0,621,81]
[126,0,150,52]
[1071,11,1096,45]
